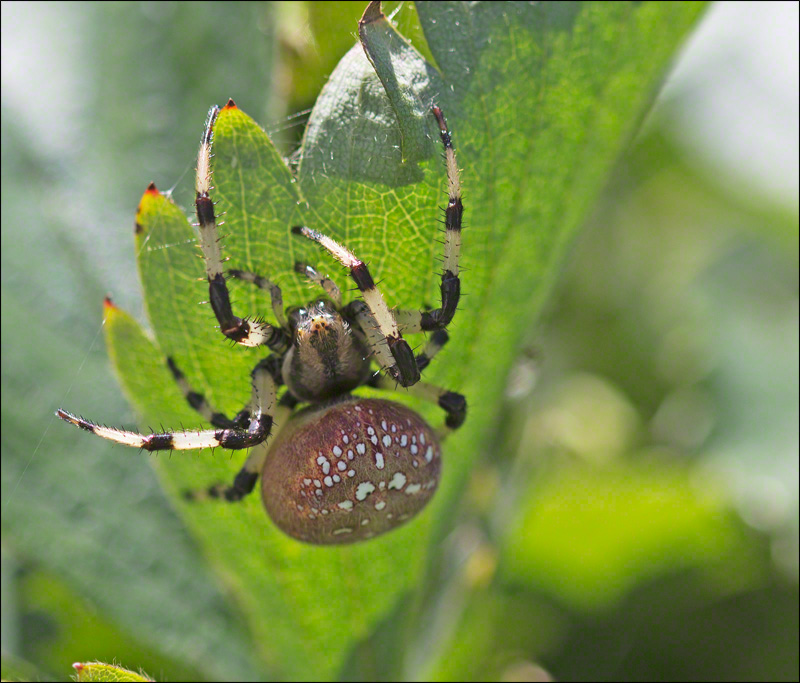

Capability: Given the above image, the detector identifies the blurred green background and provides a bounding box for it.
[1,2,797,681]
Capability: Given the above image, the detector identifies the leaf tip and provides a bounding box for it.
[103,295,117,311]
[136,181,163,219]
[223,98,238,110]
[360,0,384,27]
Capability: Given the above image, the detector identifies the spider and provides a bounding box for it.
[57,101,466,544]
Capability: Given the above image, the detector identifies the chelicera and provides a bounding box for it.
[57,100,466,544]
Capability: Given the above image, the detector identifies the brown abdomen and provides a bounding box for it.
[261,397,441,544]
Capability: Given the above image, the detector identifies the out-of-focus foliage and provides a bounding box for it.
[414,116,799,680]
[1,2,797,682]
[424,116,798,681]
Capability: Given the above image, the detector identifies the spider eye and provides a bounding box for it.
[286,306,306,329]
[314,297,335,310]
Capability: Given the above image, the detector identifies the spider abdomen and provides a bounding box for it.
[262,396,441,544]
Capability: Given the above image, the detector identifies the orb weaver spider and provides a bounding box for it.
[58,102,466,544]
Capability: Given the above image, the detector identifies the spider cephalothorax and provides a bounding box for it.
[283,299,371,402]
[57,100,466,544]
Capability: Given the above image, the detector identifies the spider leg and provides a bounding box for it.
[167,355,284,428]
[196,104,290,350]
[227,269,287,328]
[167,357,245,428]
[414,329,449,372]
[345,300,395,374]
[188,393,299,502]
[395,106,463,333]
[370,374,467,434]
[347,301,448,376]
[294,261,343,307]
[292,225,419,387]
[56,356,277,451]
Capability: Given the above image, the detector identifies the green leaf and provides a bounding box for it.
[73,662,153,683]
[103,1,708,679]
[128,187,432,680]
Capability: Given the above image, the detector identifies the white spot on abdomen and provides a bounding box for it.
[388,472,407,490]
[355,482,376,501]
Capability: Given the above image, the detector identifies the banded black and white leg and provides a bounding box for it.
[168,355,291,501]
[395,106,463,334]
[414,329,450,372]
[350,302,448,376]
[227,269,287,328]
[196,102,289,351]
[370,373,466,433]
[167,354,285,429]
[344,299,396,374]
[291,225,419,386]
[56,356,277,451]
[294,261,342,307]
[196,393,299,502]
[368,326,463,430]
